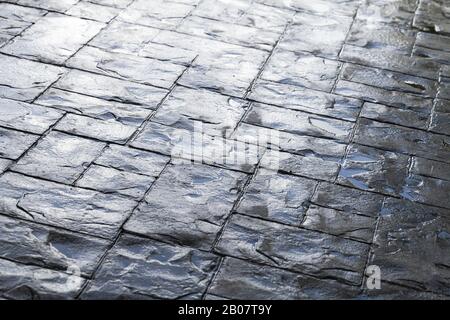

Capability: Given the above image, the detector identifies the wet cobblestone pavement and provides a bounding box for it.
[0,0,449,300]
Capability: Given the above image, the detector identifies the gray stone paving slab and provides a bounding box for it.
[12,0,78,12]
[0,127,39,159]
[65,1,120,22]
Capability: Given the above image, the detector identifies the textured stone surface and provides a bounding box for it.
[413,0,450,34]
[124,163,246,250]
[66,1,120,22]
[429,99,450,135]
[0,127,38,159]
[216,214,369,285]
[13,131,106,184]
[0,158,12,173]
[13,0,78,11]
[1,14,104,64]
[82,234,219,299]
[0,172,136,239]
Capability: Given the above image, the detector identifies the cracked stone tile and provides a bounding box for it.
[0,172,137,239]
[237,169,317,226]
[0,17,30,47]
[311,182,385,217]
[370,198,450,295]
[35,88,151,127]
[94,144,169,177]
[118,0,195,29]
[0,54,65,102]
[359,282,448,300]
[413,32,450,65]
[87,0,134,8]
[81,234,219,299]
[0,158,12,173]
[0,98,64,134]
[55,113,136,144]
[355,0,417,26]
[191,0,294,32]
[360,102,430,130]
[402,174,450,209]
[243,102,354,141]
[65,1,120,22]
[124,163,246,250]
[216,214,369,285]
[341,64,438,98]
[232,123,348,158]
[339,44,440,80]
[0,3,47,23]
[13,131,106,184]
[334,80,434,112]
[0,214,110,277]
[1,13,104,64]
[131,122,262,173]
[249,80,362,121]
[76,164,155,199]
[347,21,416,54]
[337,144,410,196]
[259,0,359,17]
[302,205,376,243]
[413,0,450,35]
[279,12,352,58]
[89,20,161,55]
[0,127,38,160]
[261,50,341,92]
[152,86,248,138]
[54,70,168,109]
[354,118,450,163]
[66,46,185,89]
[208,257,359,300]
[260,149,341,182]
[0,258,84,300]
[13,0,78,12]
[412,156,450,181]
[177,15,280,51]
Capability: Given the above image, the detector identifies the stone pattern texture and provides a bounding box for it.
[0,0,449,300]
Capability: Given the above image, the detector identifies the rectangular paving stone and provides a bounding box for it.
[243,102,354,141]
[13,0,78,11]
[261,49,341,92]
[94,144,169,177]
[0,17,29,47]
[438,77,450,100]
[118,0,195,29]
[124,163,246,250]
[337,144,410,196]
[259,0,359,17]
[0,127,38,160]
[1,13,104,64]
[359,282,449,300]
[0,172,137,239]
[131,122,262,173]
[55,113,136,144]
[0,214,110,277]
[208,257,359,300]
[260,149,341,182]
[13,131,106,184]
[335,80,434,112]
[279,12,353,58]
[249,80,362,121]
[413,32,450,65]
[66,46,185,89]
[152,86,248,138]
[355,0,417,26]
[88,0,133,8]
[232,123,348,159]
[413,0,450,35]
[0,54,65,102]
[354,118,450,163]
[177,15,280,51]
[0,258,84,300]
[412,156,450,181]
[76,164,155,199]
[371,198,450,295]
[0,98,64,134]
[89,20,161,55]
[35,88,152,127]
[54,70,168,109]
[339,44,440,80]
[65,1,120,22]
[82,234,219,299]
[360,102,430,130]
[0,3,47,23]
[216,214,370,285]
[0,158,11,173]
[341,63,438,98]
[311,182,385,217]
[302,205,376,243]
[237,168,318,226]
[402,174,450,209]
